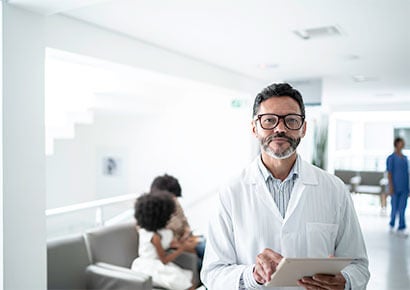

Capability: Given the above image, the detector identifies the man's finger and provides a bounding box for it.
[299,277,344,290]
[254,248,282,283]
[253,268,265,284]
[256,254,276,280]
[297,280,325,290]
[312,274,337,285]
[253,262,268,284]
[301,276,324,287]
[313,273,345,286]
[261,248,283,263]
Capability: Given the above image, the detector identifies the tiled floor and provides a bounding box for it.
[355,194,410,290]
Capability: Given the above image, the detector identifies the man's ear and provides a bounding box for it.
[252,120,258,137]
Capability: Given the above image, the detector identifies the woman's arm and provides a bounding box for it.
[387,172,394,194]
[151,233,185,264]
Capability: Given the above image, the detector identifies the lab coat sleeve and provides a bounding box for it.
[336,190,370,289]
[200,190,251,289]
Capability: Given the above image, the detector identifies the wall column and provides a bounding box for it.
[3,4,46,290]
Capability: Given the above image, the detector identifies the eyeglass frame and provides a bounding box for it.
[255,113,305,130]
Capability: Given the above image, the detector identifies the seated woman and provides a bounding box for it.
[132,192,195,290]
[150,174,206,270]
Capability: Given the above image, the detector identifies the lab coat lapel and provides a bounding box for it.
[255,182,284,221]
[247,158,284,221]
[283,160,319,223]
[283,179,305,223]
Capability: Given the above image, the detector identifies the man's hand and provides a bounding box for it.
[297,273,346,290]
[253,248,283,284]
[389,186,394,195]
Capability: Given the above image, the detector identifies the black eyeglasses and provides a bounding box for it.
[255,113,305,130]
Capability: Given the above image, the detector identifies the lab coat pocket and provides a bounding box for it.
[306,223,339,257]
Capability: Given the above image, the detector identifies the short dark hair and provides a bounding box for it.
[134,191,176,232]
[394,137,405,148]
[150,174,182,197]
[252,83,305,117]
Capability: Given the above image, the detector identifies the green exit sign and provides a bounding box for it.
[231,99,245,108]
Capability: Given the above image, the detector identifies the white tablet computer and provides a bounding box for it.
[264,257,353,287]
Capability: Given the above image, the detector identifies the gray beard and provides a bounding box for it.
[260,134,300,160]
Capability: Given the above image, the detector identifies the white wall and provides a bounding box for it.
[47,101,254,196]
[3,4,46,290]
[47,97,254,232]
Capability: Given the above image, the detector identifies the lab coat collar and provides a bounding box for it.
[247,154,319,186]
[245,155,319,223]
[257,155,300,183]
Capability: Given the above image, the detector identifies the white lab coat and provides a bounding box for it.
[201,157,369,290]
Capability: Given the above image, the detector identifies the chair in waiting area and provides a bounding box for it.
[48,221,199,289]
[355,171,385,195]
[47,232,152,290]
[334,170,360,192]
[334,169,386,195]
[47,234,90,290]
[83,221,200,290]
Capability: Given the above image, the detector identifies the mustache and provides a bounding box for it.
[264,132,296,145]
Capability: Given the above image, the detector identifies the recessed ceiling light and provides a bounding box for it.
[345,54,360,61]
[293,25,342,40]
[352,75,379,83]
[258,63,279,69]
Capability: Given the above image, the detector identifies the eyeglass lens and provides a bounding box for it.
[259,114,303,130]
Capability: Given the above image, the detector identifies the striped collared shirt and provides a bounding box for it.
[257,155,300,218]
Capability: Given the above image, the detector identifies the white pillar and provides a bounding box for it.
[3,4,46,290]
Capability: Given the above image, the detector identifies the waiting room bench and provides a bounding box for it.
[334,169,387,195]
[47,221,199,290]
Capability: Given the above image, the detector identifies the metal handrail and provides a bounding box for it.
[45,187,218,217]
[45,193,138,216]
[45,189,217,238]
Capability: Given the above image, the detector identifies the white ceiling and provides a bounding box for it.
[10,0,410,108]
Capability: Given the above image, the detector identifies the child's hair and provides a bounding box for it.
[134,191,176,232]
[150,174,182,197]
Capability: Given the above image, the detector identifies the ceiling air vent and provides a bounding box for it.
[293,25,342,40]
[352,75,379,83]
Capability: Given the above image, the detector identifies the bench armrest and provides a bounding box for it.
[85,262,152,290]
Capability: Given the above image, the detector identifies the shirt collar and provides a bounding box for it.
[258,154,300,182]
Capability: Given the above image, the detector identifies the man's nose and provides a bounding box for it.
[274,118,287,133]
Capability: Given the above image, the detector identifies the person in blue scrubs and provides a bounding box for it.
[387,137,409,237]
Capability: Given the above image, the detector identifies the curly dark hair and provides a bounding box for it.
[134,191,176,232]
[150,174,182,197]
[252,83,305,117]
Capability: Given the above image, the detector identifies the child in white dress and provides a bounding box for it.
[131,192,194,290]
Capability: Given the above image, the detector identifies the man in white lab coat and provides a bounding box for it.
[201,83,369,290]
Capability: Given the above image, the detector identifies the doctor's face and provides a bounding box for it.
[252,96,306,160]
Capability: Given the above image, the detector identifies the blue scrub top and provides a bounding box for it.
[386,153,409,193]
